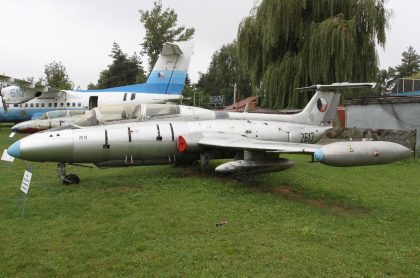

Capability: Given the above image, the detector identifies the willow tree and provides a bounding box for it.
[237,0,388,109]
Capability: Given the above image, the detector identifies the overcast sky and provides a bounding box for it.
[0,0,418,89]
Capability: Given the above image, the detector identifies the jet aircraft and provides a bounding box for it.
[0,41,194,122]
[11,102,214,133]
[11,109,86,133]
[7,83,412,184]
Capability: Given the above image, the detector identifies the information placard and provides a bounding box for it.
[20,170,32,194]
[1,149,14,162]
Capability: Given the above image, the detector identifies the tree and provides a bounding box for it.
[198,42,252,106]
[396,45,420,78]
[377,66,397,93]
[377,46,420,93]
[95,42,146,89]
[410,72,420,79]
[44,61,73,89]
[238,0,389,109]
[181,75,196,106]
[87,82,97,90]
[139,0,195,70]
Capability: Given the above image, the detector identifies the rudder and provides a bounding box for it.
[146,41,195,95]
[292,83,376,126]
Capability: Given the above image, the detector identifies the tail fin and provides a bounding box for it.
[292,83,376,126]
[146,41,195,95]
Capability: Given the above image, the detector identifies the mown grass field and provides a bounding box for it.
[0,124,419,277]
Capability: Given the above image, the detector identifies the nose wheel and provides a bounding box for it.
[57,163,80,185]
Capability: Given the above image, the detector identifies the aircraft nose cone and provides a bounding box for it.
[314,149,324,162]
[11,123,20,132]
[7,141,21,158]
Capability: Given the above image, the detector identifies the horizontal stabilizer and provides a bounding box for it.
[161,43,183,56]
[297,82,377,92]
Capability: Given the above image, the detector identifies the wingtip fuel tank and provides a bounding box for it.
[7,140,20,158]
[314,141,412,167]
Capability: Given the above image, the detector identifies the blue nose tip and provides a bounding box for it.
[7,141,21,158]
[314,149,324,162]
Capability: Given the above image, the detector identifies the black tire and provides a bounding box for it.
[63,174,80,185]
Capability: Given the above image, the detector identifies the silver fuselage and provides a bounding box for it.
[15,119,329,163]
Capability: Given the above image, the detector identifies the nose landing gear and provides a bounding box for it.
[57,163,80,185]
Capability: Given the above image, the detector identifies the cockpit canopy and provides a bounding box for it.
[75,103,181,126]
[38,110,86,120]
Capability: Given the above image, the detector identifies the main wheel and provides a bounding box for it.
[63,174,80,185]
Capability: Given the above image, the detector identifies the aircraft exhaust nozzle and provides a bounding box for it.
[177,133,204,153]
[314,141,412,167]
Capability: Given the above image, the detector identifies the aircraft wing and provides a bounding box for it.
[197,133,321,153]
[0,74,64,104]
[0,74,49,92]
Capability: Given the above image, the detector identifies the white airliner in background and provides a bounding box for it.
[0,41,194,122]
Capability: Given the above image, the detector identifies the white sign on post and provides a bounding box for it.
[1,149,14,162]
[20,170,32,194]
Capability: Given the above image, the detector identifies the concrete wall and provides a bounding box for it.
[345,103,420,153]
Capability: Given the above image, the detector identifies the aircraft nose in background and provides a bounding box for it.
[7,141,21,158]
[11,122,30,133]
[11,123,20,132]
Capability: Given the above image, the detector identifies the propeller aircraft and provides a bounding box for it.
[0,41,194,122]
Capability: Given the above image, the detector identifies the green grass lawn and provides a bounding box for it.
[0,125,419,277]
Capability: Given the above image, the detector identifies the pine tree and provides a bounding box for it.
[396,46,420,78]
[95,42,146,89]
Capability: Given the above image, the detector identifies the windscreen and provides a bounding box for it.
[37,113,49,120]
[45,110,68,119]
[68,110,87,117]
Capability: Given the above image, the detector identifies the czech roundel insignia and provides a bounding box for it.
[158,72,165,78]
[317,97,328,112]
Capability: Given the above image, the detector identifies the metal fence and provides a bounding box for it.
[392,78,420,93]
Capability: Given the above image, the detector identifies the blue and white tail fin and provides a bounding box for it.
[146,41,195,95]
[292,83,376,126]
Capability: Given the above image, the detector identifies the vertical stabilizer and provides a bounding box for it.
[146,41,195,95]
[292,83,376,126]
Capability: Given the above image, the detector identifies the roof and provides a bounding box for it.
[344,95,420,105]
[223,96,259,110]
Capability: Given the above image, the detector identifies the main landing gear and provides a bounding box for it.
[57,163,80,185]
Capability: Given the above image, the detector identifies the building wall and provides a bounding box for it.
[346,103,420,153]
